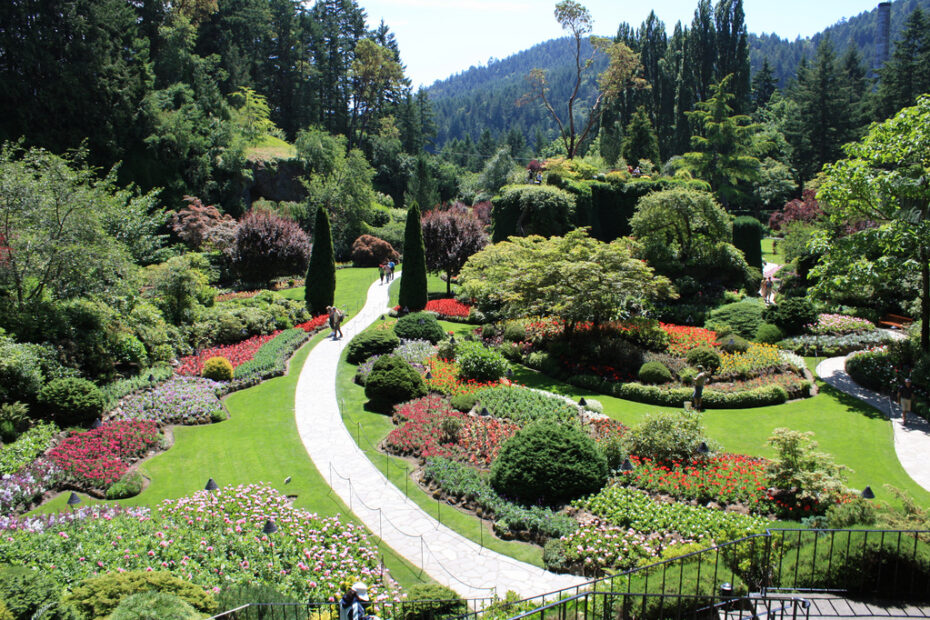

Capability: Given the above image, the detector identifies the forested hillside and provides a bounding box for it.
[427,0,930,149]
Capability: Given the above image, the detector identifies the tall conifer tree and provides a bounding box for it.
[398,203,428,311]
[305,207,336,315]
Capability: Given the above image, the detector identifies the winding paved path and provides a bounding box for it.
[817,356,930,493]
[294,276,586,599]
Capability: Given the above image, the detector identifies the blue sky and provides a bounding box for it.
[358,0,886,88]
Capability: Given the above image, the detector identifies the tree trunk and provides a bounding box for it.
[445,270,451,295]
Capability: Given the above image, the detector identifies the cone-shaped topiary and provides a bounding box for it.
[490,419,608,506]
[399,202,428,311]
[733,216,764,270]
[305,207,336,315]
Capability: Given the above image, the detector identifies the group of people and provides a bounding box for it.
[759,276,776,305]
[378,260,396,285]
[326,305,345,340]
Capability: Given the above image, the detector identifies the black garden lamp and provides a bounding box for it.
[506,368,513,379]
[205,478,219,492]
[418,318,425,325]
[380,315,385,320]
[425,370,433,380]
[698,441,710,455]
[862,486,876,500]
[90,419,102,430]
[620,459,634,473]
[579,397,587,407]
[67,492,81,510]
[481,407,490,417]
[263,519,278,570]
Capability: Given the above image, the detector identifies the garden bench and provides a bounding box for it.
[877,313,914,330]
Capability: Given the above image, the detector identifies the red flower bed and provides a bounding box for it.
[176,332,280,376]
[622,454,770,507]
[385,396,518,466]
[48,421,160,488]
[659,323,718,356]
[214,290,262,302]
[295,314,330,333]
[425,298,471,319]
[587,418,628,446]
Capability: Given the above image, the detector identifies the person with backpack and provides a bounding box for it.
[339,582,371,620]
[332,306,345,339]
[387,260,395,281]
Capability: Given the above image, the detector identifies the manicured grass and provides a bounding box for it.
[278,267,379,313]
[387,271,455,308]
[436,321,930,509]
[336,330,545,567]
[762,236,786,266]
[37,269,428,588]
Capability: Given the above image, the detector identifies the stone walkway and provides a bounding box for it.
[817,356,930,493]
[294,276,586,600]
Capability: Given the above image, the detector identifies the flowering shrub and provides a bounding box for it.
[0,422,59,475]
[0,459,63,516]
[556,519,689,575]
[424,299,471,320]
[48,421,160,489]
[176,332,280,376]
[622,455,770,508]
[576,485,769,543]
[779,332,894,356]
[808,313,875,335]
[717,343,785,378]
[845,347,895,393]
[0,484,400,604]
[659,323,718,356]
[110,377,224,426]
[385,396,518,466]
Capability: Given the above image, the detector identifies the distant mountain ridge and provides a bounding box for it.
[426,0,930,149]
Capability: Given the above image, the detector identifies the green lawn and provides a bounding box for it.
[244,134,297,161]
[387,272,456,308]
[278,267,379,314]
[762,236,786,266]
[336,337,545,567]
[37,269,428,588]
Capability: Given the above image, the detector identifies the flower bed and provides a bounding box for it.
[616,382,791,409]
[0,484,399,604]
[100,365,175,411]
[0,503,150,533]
[470,385,577,425]
[176,332,280,376]
[385,396,518,467]
[622,455,770,508]
[47,421,160,489]
[294,314,330,333]
[845,347,895,393]
[576,485,769,543]
[0,422,59,475]
[555,520,689,575]
[778,332,894,356]
[233,328,308,382]
[718,343,785,378]
[660,323,718,356]
[393,339,437,365]
[0,459,63,516]
[807,313,875,335]
[425,298,472,320]
[421,457,575,541]
[424,358,503,396]
[109,377,225,425]
[215,290,262,302]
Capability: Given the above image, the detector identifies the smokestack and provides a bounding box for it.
[876,2,891,70]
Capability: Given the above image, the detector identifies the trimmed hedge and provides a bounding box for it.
[233,328,308,382]
[364,355,427,412]
[394,312,445,343]
[346,329,401,364]
[638,361,672,384]
[733,216,764,270]
[617,382,790,409]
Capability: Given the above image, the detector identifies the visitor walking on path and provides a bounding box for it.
[898,377,914,425]
[378,264,385,285]
[331,306,345,339]
[817,355,930,494]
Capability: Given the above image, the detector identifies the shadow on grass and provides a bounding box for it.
[819,383,887,421]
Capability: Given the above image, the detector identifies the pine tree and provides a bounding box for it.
[398,203,428,311]
[877,7,930,119]
[621,107,661,166]
[753,58,777,109]
[305,206,336,315]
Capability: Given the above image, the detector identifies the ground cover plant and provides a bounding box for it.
[0,422,58,475]
[109,377,225,425]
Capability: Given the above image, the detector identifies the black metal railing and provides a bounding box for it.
[208,598,494,620]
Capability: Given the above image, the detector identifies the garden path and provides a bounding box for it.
[817,356,930,493]
[294,275,586,600]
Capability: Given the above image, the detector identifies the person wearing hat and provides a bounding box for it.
[898,377,914,425]
[340,582,370,620]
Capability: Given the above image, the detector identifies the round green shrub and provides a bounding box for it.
[490,419,608,506]
[502,322,526,342]
[37,377,105,427]
[763,298,817,335]
[685,346,721,373]
[114,334,149,367]
[106,470,145,499]
[457,341,508,382]
[110,592,199,620]
[623,410,716,464]
[347,329,401,364]
[364,355,427,412]
[394,312,445,344]
[450,392,478,412]
[201,356,233,381]
[638,361,672,384]
[754,322,785,344]
[705,301,765,339]
[403,584,466,620]
[63,571,217,618]
[481,323,497,340]
[718,333,750,353]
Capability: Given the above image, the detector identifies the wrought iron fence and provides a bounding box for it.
[208,598,494,620]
